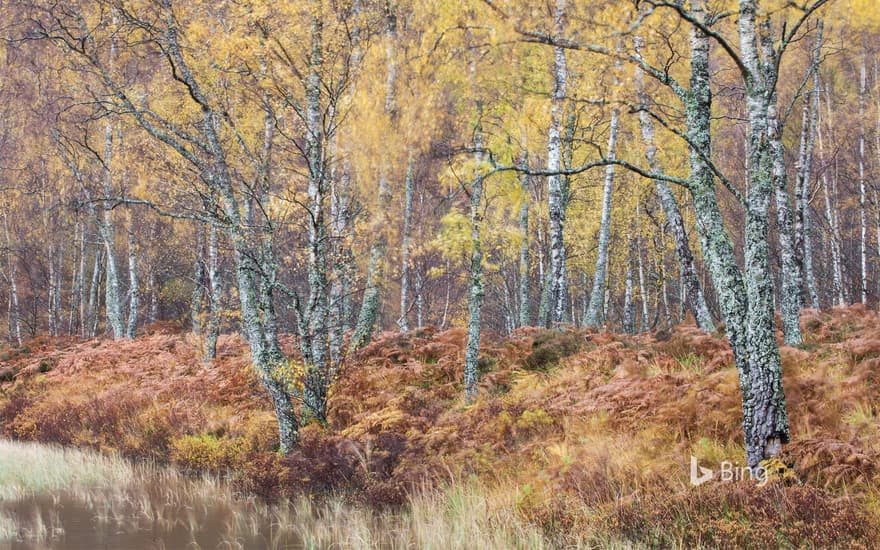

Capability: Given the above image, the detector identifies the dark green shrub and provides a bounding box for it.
[524,330,582,371]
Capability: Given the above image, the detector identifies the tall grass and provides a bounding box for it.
[0,439,564,549]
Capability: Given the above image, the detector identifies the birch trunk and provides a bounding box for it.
[329,157,354,365]
[632,41,715,331]
[398,160,415,332]
[48,242,58,337]
[126,224,138,339]
[817,89,845,306]
[204,224,222,362]
[623,242,636,334]
[300,15,331,425]
[795,22,822,309]
[351,7,399,348]
[735,0,790,466]
[86,248,102,339]
[69,220,84,336]
[2,213,21,347]
[518,150,532,328]
[768,87,803,345]
[545,0,569,326]
[464,117,485,403]
[584,107,620,328]
[191,227,204,336]
[859,57,868,304]
[91,125,125,340]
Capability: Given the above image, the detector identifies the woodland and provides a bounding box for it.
[0,0,879,547]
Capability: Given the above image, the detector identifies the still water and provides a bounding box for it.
[0,440,336,550]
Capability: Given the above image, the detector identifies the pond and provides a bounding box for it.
[0,440,546,550]
[0,440,321,549]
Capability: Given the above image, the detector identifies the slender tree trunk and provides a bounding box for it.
[623,239,636,335]
[769,86,803,345]
[48,241,58,337]
[3,213,21,347]
[398,159,415,332]
[545,0,569,327]
[86,248,102,339]
[636,223,649,332]
[204,224,222,362]
[795,22,822,309]
[126,223,138,339]
[351,8,399,348]
[817,88,845,306]
[518,150,532,328]
[632,43,715,331]
[464,115,485,403]
[191,226,204,335]
[859,57,868,304]
[329,156,354,365]
[584,107,620,328]
[94,124,125,340]
[148,269,158,325]
[300,15,331,425]
[68,220,83,336]
[416,268,424,329]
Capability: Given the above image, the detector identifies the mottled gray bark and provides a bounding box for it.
[623,240,636,334]
[768,84,803,345]
[86,247,102,339]
[817,91,845,306]
[191,227,205,336]
[148,269,158,325]
[633,39,714,332]
[329,155,354,365]
[859,57,868,304]
[398,160,415,332]
[351,7,399,349]
[69,220,85,336]
[545,0,569,327]
[204,224,222,362]
[518,150,532,328]
[735,0,791,466]
[300,15,331,425]
[47,241,59,337]
[584,107,620,328]
[464,118,485,403]
[795,22,822,309]
[2,213,21,347]
[126,224,138,339]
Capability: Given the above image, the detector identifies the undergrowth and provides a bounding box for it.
[1,308,879,547]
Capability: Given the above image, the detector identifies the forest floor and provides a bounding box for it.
[0,307,879,548]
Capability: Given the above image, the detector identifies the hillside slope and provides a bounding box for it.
[1,308,878,548]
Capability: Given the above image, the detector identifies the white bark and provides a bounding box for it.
[633,37,714,331]
[398,159,415,332]
[859,57,868,304]
[464,117,485,403]
[584,107,620,328]
[817,87,845,306]
[545,0,569,326]
[126,223,138,339]
[2,213,21,347]
[518,149,532,328]
[204,224,222,362]
[795,22,822,309]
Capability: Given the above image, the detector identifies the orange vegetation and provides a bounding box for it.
[1,308,879,548]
